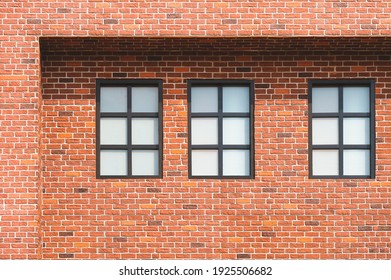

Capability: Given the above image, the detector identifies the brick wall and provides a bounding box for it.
[1,0,391,259]
[38,37,391,259]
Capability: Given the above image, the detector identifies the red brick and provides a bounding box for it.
[2,1,391,260]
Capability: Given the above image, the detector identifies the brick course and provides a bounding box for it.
[0,0,391,259]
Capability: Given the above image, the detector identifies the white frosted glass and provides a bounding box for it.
[312,150,339,176]
[223,87,249,113]
[191,118,218,145]
[100,118,127,145]
[343,87,370,113]
[312,118,339,145]
[192,150,218,176]
[223,150,250,176]
[132,150,159,176]
[343,150,370,176]
[191,87,218,113]
[131,87,159,112]
[100,87,127,113]
[343,118,370,145]
[100,150,128,176]
[223,118,249,145]
[312,87,339,113]
[132,118,158,145]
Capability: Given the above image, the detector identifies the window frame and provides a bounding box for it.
[96,79,163,179]
[308,79,375,179]
[188,79,255,179]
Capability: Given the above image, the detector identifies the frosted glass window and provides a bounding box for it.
[223,87,249,113]
[100,87,127,113]
[343,87,370,113]
[132,118,158,145]
[312,87,338,113]
[191,87,218,113]
[223,118,249,145]
[192,150,218,176]
[343,150,370,176]
[343,118,370,145]
[100,150,128,176]
[191,118,218,145]
[132,150,159,176]
[223,150,249,176]
[312,118,339,145]
[131,87,158,113]
[100,118,127,145]
[312,150,339,176]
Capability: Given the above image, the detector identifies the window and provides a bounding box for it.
[96,80,162,178]
[309,80,375,178]
[188,80,254,178]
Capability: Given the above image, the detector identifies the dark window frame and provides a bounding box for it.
[308,79,375,179]
[96,79,163,179]
[188,80,255,179]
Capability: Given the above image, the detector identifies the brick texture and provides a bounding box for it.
[0,0,391,260]
[38,37,391,259]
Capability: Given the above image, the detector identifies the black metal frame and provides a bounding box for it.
[308,79,375,179]
[96,79,163,179]
[188,80,255,179]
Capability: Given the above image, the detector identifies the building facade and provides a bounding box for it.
[1,0,391,259]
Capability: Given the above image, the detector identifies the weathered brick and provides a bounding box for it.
[59,254,74,259]
[237,254,251,259]
[59,232,74,237]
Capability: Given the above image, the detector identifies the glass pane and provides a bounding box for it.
[343,118,370,145]
[223,150,250,176]
[343,87,370,113]
[100,118,127,145]
[131,87,159,113]
[312,118,338,145]
[132,118,158,145]
[132,150,159,176]
[192,150,218,176]
[312,87,338,113]
[100,150,128,176]
[312,150,339,176]
[343,150,370,176]
[100,87,127,113]
[191,87,218,113]
[191,118,218,145]
[223,118,249,145]
[223,87,249,113]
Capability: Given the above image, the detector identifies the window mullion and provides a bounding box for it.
[338,86,344,177]
[218,86,223,177]
[127,86,132,177]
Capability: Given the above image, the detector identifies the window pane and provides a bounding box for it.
[312,150,339,176]
[100,150,128,176]
[312,118,339,145]
[223,86,249,113]
[100,118,127,145]
[100,87,127,113]
[132,150,159,176]
[343,150,370,176]
[343,118,370,145]
[191,87,218,113]
[131,87,159,113]
[312,87,338,113]
[192,150,218,176]
[343,87,370,113]
[223,118,249,145]
[132,118,158,145]
[223,150,249,176]
[191,118,218,145]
